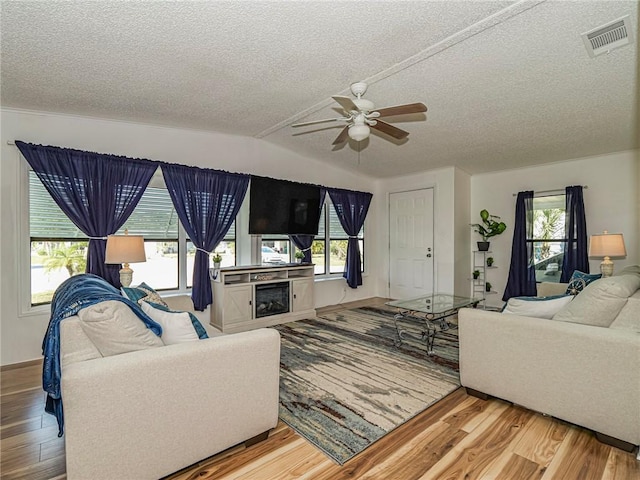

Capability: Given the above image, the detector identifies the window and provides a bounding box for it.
[30,171,232,304]
[115,185,179,290]
[186,223,236,287]
[29,172,89,305]
[530,194,566,283]
[314,200,364,276]
[261,235,291,264]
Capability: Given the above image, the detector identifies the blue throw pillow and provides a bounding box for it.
[122,282,169,307]
[566,271,601,295]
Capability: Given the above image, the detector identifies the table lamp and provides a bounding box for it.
[588,231,626,277]
[105,230,146,287]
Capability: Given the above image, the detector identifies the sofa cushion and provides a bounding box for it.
[553,274,640,327]
[537,282,569,297]
[122,282,168,307]
[565,271,601,295]
[609,291,640,332]
[60,317,103,367]
[140,301,200,345]
[615,265,640,276]
[502,294,574,319]
[77,300,164,356]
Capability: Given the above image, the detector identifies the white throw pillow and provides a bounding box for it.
[502,295,574,319]
[77,300,163,357]
[140,301,199,345]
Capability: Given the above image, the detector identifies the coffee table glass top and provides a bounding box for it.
[386,294,479,315]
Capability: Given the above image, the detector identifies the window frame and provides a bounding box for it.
[528,193,567,284]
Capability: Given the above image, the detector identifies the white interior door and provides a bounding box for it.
[389,188,434,299]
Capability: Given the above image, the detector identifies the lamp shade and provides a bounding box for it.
[588,232,626,258]
[105,234,146,264]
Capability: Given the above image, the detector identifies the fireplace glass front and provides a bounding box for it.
[255,281,290,318]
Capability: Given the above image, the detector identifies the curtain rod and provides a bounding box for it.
[512,185,588,197]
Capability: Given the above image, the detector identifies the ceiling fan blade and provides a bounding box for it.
[371,120,409,140]
[332,125,350,145]
[292,118,344,127]
[332,95,358,112]
[375,102,427,118]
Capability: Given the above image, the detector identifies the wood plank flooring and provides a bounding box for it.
[2,299,638,479]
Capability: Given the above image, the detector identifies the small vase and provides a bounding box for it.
[477,241,490,251]
[213,262,221,270]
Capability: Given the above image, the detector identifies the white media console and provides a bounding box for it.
[210,263,316,333]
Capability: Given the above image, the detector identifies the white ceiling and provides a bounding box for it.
[1,1,638,179]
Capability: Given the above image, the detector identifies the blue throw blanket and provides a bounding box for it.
[42,274,162,436]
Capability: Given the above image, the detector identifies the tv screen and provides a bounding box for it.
[249,177,321,235]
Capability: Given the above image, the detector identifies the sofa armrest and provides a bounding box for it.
[458,309,640,445]
[62,328,280,480]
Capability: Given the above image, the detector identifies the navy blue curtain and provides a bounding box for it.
[162,163,249,311]
[16,141,157,287]
[503,191,536,300]
[560,186,589,282]
[327,188,372,288]
[289,188,326,263]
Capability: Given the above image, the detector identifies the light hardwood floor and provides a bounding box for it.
[2,300,639,480]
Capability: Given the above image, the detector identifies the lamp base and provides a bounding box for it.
[599,256,614,278]
[119,264,134,287]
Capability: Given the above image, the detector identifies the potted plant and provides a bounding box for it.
[294,250,305,263]
[485,282,492,292]
[212,252,222,269]
[471,209,507,251]
[486,257,494,267]
[473,270,480,279]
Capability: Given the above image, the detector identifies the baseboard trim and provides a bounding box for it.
[594,432,636,453]
[1,358,43,372]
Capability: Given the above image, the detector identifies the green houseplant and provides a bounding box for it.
[471,209,507,251]
[212,252,223,269]
[294,250,305,263]
[473,270,480,279]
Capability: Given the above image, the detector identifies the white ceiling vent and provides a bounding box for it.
[582,15,633,58]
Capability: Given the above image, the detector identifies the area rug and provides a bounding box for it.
[273,305,460,464]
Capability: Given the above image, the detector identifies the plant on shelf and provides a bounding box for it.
[212,252,222,268]
[294,250,305,263]
[486,257,494,267]
[473,270,480,279]
[471,209,507,251]
[485,282,492,292]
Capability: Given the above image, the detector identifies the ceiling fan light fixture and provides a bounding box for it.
[348,123,370,142]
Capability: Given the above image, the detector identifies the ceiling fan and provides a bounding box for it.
[292,82,427,145]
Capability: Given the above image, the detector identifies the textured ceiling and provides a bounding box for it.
[1,1,638,178]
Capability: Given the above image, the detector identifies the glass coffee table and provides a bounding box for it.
[386,294,480,355]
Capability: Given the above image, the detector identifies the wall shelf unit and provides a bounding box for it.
[472,251,498,307]
[210,263,316,333]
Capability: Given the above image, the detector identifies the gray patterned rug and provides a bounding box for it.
[273,305,460,464]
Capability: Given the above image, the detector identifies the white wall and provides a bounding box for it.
[0,108,379,365]
[472,150,639,308]
[374,166,471,297]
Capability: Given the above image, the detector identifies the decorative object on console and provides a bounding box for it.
[589,231,626,277]
[105,230,146,287]
[212,252,222,269]
[565,270,601,295]
[294,250,305,263]
[471,209,507,251]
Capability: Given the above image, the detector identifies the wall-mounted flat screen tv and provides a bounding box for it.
[249,176,321,235]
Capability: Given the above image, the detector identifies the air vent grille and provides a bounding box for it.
[582,15,633,58]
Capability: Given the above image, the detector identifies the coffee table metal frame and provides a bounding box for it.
[386,294,480,355]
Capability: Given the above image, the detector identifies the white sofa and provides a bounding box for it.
[60,295,281,480]
[459,268,640,453]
